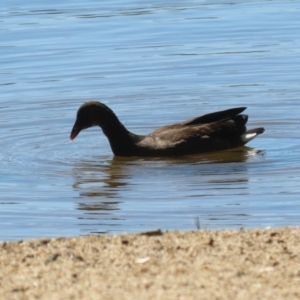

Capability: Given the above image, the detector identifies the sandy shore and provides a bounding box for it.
[1,227,300,300]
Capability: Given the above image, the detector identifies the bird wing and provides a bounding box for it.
[181,107,246,126]
[151,107,247,136]
[154,122,240,143]
[136,111,249,155]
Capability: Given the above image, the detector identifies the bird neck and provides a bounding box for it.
[98,113,140,156]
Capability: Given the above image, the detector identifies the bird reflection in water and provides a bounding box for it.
[72,146,264,215]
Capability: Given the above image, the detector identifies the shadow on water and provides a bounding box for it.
[72,146,264,213]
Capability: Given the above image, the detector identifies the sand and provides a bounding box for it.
[1,227,300,300]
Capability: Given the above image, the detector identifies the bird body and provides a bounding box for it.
[70,101,264,157]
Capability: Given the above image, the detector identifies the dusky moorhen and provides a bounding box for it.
[70,101,264,157]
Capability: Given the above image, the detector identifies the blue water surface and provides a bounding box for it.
[0,0,300,240]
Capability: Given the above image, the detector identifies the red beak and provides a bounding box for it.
[70,123,81,140]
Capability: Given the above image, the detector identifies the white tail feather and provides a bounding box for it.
[241,133,257,143]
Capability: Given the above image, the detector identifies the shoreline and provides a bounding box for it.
[1,227,300,299]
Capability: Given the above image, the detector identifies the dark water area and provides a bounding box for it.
[1,1,300,240]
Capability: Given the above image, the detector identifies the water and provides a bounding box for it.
[1,0,300,240]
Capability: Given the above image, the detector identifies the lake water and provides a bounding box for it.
[1,0,300,240]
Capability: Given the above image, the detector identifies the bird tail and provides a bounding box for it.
[241,127,265,143]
